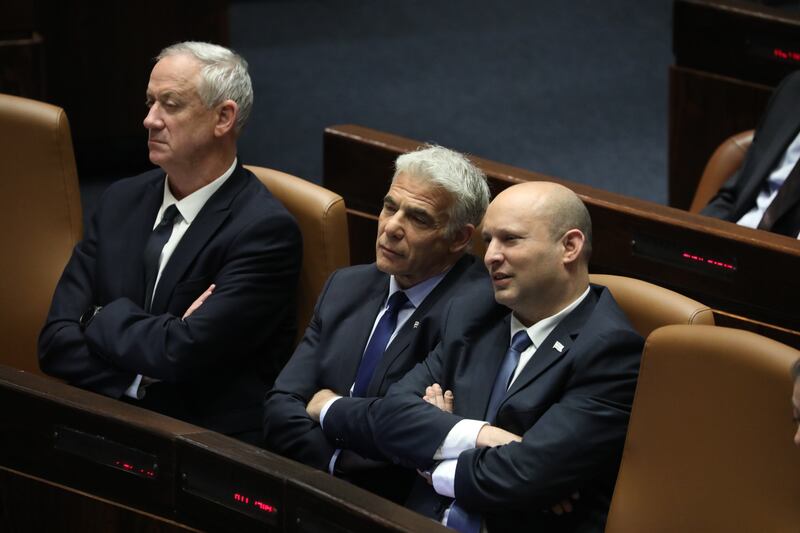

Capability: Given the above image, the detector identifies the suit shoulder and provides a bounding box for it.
[99,169,164,200]
[583,286,644,344]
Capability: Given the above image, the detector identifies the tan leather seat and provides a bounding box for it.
[689,130,754,214]
[589,274,713,337]
[0,94,82,375]
[606,325,800,532]
[245,165,349,344]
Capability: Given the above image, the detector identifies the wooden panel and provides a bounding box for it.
[322,124,800,348]
[0,365,449,532]
[0,468,199,533]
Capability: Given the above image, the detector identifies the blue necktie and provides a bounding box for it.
[352,291,408,397]
[485,330,533,423]
[143,204,180,312]
[447,329,533,533]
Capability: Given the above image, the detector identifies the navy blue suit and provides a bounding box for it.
[263,254,488,501]
[39,164,302,437]
[323,283,643,532]
[703,70,800,226]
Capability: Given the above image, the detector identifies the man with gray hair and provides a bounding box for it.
[39,42,302,444]
[263,145,490,502]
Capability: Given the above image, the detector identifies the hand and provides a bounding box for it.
[183,284,215,319]
[550,492,580,515]
[306,388,338,422]
[475,425,522,448]
[422,383,454,413]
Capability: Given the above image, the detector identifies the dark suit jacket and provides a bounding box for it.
[703,70,800,227]
[39,164,302,436]
[263,255,488,501]
[324,283,643,532]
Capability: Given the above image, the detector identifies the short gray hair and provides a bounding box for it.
[393,145,490,238]
[158,41,253,133]
[793,359,800,381]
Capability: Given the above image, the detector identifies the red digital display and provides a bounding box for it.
[681,252,735,271]
[773,48,800,63]
[113,459,157,478]
[233,492,278,515]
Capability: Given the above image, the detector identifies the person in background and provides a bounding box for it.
[39,41,302,444]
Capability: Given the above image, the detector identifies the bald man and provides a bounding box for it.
[311,182,644,532]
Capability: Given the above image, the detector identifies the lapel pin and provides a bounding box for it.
[553,341,564,353]
[413,321,420,329]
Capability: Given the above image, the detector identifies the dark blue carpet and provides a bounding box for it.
[81,1,673,223]
[232,0,672,203]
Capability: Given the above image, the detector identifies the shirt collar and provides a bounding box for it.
[157,157,238,225]
[510,286,591,349]
[387,269,449,310]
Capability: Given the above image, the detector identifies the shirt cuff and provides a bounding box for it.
[432,459,458,498]
[124,374,145,399]
[319,395,342,429]
[433,419,487,460]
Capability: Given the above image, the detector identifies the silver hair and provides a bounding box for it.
[393,145,490,238]
[158,41,253,133]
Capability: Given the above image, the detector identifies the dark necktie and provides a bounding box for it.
[352,291,408,397]
[143,204,180,312]
[485,330,533,423]
[758,159,800,236]
[447,329,533,533]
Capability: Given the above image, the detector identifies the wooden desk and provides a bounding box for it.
[0,364,447,532]
[323,124,800,348]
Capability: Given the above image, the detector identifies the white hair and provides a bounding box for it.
[158,41,253,133]
[394,145,490,238]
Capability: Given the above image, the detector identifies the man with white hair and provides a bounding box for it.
[264,145,491,502]
[39,42,301,443]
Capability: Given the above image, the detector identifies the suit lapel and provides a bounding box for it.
[149,165,247,314]
[503,289,599,403]
[368,256,475,394]
[340,272,390,390]
[465,316,511,420]
[123,175,164,305]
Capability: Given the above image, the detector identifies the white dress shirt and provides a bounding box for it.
[431,287,591,504]
[124,158,238,399]
[736,129,800,239]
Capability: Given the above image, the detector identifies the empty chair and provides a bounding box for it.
[690,130,754,214]
[0,94,82,374]
[245,165,349,343]
[589,274,714,337]
[605,325,800,533]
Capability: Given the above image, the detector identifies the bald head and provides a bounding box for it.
[492,182,592,264]
[482,182,592,326]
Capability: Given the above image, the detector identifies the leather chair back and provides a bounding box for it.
[689,130,754,213]
[606,325,800,532]
[589,274,713,337]
[0,94,82,374]
[245,166,350,344]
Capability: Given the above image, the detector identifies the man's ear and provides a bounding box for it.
[214,100,238,137]
[449,224,475,254]
[561,229,585,265]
